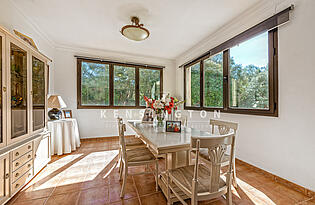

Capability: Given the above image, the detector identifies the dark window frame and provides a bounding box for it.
[184,28,278,117]
[77,58,163,109]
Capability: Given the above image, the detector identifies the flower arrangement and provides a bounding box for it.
[144,94,184,117]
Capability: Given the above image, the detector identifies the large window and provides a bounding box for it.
[184,29,278,116]
[77,59,163,109]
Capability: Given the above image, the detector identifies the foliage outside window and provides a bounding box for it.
[77,59,163,109]
[204,52,223,108]
[139,69,161,106]
[185,63,200,107]
[114,65,136,106]
[81,62,110,106]
[184,29,278,116]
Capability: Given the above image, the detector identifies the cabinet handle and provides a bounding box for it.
[28,145,31,149]
[15,184,19,188]
[28,154,31,159]
[15,162,19,167]
[5,173,9,179]
[15,152,19,157]
[28,164,31,168]
[15,173,19,177]
[3,87,6,92]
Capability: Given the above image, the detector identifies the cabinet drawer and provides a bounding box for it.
[11,169,33,195]
[12,159,32,183]
[12,142,33,161]
[12,151,33,172]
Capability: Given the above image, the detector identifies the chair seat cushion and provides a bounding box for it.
[125,137,145,146]
[126,147,156,162]
[169,164,226,193]
[194,149,230,163]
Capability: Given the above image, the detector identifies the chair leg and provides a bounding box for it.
[232,158,238,188]
[118,149,122,174]
[120,165,128,198]
[192,179,198,205]
[226,184,232,205]
[167,171,171,205]
[155,160,159,191]
[119,161,124,181]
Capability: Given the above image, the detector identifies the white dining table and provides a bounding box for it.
[127,120,214,202]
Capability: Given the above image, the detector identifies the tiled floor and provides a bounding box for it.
[6,138,315,205]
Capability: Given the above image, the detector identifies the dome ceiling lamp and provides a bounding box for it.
[121,16,150,41]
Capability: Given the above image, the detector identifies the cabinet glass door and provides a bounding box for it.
[0,36,2,144]
[32,56,45,131]
[10,43,28,139]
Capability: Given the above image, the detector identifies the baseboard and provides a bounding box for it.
[235,158,315,197]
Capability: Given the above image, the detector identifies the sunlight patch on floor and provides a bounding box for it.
[57,150,118,186]
[236,179,276,204]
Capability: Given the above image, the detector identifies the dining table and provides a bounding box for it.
[127,120,215,202]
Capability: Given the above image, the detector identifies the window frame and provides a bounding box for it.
[77,58,163,109]
[184,28,278,117]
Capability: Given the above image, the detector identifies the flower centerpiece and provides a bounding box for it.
[144,94,184,127]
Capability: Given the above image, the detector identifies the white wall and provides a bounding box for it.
[53,45,176,138]
[175,0,315,191]
[0,0,55,93]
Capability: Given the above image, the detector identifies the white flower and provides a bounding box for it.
[153,100,164,109]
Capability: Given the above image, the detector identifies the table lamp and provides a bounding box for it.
[48,95,67,120]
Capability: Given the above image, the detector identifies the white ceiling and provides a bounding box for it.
[12,0,260,59]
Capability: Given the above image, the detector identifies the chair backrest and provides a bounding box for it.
[117,117,127,163]
[210,119,238,135]
[191,132,235,193]
[117,117,123,135]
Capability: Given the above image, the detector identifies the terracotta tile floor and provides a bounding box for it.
[6,138,314,205]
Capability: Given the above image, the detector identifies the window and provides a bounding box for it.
[184,29,278,116]
[229,32,269,110]
[204,52,223,108]
[81,61,110,106]
[139,69,161,106]
[185,63,200,107]
[77,59,163,109]
[114,65,135,106]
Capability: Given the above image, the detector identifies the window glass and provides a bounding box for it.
[81,62,110,105]
[32,57,45,131]
[114,65,136,106]
[204,52,223,108]
[139,69,161,106]
[185,63,200,107]
[10,43,28,138]
[229,32,269,109]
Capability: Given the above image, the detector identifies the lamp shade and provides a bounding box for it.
[121,16,149,41]
[48,95,67,109]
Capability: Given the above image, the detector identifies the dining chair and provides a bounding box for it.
[118,121,159,198]
[191,119,238,187]
[117,117,146,177]
[167,132,235,205]
[210,119,238,187]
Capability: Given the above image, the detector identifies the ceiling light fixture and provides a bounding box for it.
[121,16,149,41]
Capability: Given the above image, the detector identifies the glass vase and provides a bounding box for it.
[155,110,165,127]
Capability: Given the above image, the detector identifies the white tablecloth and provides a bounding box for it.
[47,118,81,155]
